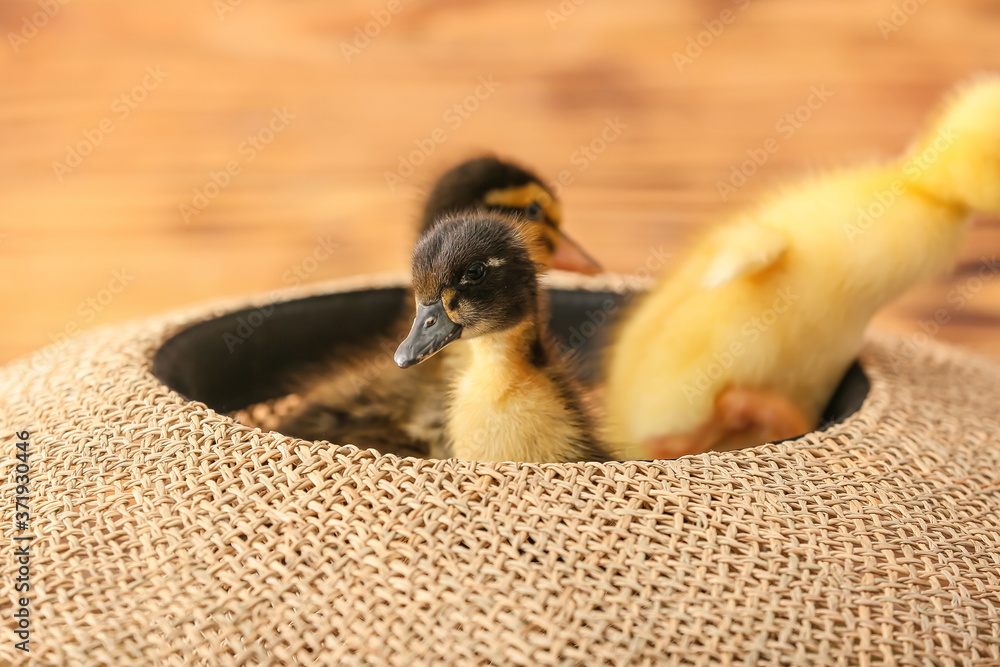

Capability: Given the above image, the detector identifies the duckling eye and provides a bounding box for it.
[462,261,487,285]
[525,201,544,220]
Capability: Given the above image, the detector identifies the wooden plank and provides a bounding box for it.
[3,0,1000,363]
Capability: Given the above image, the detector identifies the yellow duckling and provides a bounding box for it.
[276,156,600,456]
[606,75,1000,459]
[396,212,608,463]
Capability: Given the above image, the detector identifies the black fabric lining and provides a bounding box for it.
[152,287,869,431]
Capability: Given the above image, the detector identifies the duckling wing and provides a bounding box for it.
[699,222,789,289]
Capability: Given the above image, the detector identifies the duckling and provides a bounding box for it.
[275,156,601,456]
[418,155,601,273]
[395,212,608,463]
[605,75,1000,460]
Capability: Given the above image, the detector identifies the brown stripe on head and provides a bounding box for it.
[483,182,563,228]
[442,286,460,320]
[511,220,555,270]
[484,183,563,267]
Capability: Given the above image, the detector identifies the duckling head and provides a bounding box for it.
[395,212,541,369]
[420,156,600,274]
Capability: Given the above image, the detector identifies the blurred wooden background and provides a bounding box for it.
[2,0,999,364]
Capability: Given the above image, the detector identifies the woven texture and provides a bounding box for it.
[2,275,1000,666]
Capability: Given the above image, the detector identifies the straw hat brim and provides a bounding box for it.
[2,273,998,665]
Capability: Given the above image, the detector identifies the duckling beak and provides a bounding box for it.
[551,230,603,275]
[395,300,463,369]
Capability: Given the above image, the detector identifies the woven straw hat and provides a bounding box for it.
[2,273,999,666]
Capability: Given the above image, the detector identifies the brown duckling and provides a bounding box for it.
[416,156,601,274]
[396,212,608,463]
[275,156,600,456]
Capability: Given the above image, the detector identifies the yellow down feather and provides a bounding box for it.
[605,75,1000,457]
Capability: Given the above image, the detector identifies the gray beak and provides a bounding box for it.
[394,300,463,368]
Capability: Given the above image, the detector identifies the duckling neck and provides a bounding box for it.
[467,319,547,389]
[449,316,592,463]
